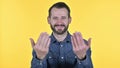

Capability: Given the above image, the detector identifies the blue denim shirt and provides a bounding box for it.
[31,32,93,68]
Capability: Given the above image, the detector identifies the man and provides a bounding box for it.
[30,2,93,68]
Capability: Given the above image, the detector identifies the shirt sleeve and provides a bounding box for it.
[76,48,93,68]
[31,50,47,68]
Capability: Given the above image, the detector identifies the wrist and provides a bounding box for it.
[78,55,86,61]
[36,55,45,60]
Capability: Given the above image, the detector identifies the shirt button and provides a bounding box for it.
[75,56,77,58]
[61,45,63,47]
[61,57,64,59]
[49,56,52,59]
[79,62,81,64]
[40,61,42,65]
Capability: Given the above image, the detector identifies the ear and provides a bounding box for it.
[47,16,50,24]
[68,17,72,24]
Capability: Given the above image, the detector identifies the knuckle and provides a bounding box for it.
[41,48,48,52]
[73,48,79,52]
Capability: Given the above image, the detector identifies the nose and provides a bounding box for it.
[57,18,63,24]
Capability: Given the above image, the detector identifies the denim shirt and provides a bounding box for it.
[31,32,93,68]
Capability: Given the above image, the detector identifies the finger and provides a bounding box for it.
[40,32,48,48]
[74,32,82,47]
[29,38,35,48]
[77,32,84,45]
[88,38,92,47]
[43,33,50,48]
[71,36,75,50]
[74,32,78,45]
[72,33,78,48]
[36,32,44,45]
[46,38,51,48]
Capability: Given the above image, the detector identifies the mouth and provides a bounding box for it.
[50,24,68,34]
[55,25,65,29]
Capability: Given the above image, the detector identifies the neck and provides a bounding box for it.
[53,31,68,42]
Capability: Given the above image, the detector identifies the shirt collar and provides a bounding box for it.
[50,31,71,43]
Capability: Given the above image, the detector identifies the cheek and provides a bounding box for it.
[64,20,70,25]
[50,19,57,23]
[49,20,55,25]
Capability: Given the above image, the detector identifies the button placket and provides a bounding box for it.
[61,56,64,59]
[61,45,63,47]
[59,43,65,62]
[49,56,52,59]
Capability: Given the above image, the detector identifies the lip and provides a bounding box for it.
[55,26,64,29]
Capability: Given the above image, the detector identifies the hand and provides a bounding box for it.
[71,32,91,60]
[30,32,51,60]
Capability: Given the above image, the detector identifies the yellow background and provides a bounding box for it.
[0,0,120,68]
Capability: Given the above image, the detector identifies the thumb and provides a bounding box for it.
[88,38,92,47]
[29,38,35,48]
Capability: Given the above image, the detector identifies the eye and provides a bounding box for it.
[53,17,58,20]
[61,16,66,19]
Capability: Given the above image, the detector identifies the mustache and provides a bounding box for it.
[54,24,65,27]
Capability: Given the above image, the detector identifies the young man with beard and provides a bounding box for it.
[30,2,93,68]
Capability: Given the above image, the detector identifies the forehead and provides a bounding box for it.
[51,8,68,16]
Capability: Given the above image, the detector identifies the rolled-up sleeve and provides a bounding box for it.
[31,50,47,68]
[76,48,93,68]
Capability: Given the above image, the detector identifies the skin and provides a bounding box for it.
[71,32,91,59]
[30,7,91,60]
[30,32,51,60]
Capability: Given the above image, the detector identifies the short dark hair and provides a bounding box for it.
[48,2,71,18]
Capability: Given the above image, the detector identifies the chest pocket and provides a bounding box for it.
[65,51,77,66]
[47,52,59,67]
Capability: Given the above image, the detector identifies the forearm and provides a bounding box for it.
[74,48,93,68]
[31,57,47,68]
[76,54,93,68]
[31,50,47,68]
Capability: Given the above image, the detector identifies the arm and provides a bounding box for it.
[30,32,51,68]
[76,48,93,68]
[31,50,47,68]
[71,32,93,68]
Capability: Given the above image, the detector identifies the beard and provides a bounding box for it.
[50,24,69,35]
